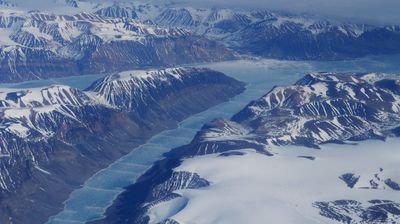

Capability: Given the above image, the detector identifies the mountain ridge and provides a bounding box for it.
[2,1,400,82]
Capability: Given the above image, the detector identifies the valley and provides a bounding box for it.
[0,67,244,224]
[46,56,400,224]
[0,1,400,224]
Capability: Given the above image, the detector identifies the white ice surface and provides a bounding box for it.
[0,28,17,46]
[148,138,400,224]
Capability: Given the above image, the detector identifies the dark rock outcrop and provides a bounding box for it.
[339,173,360,188]
[314,200,400,224]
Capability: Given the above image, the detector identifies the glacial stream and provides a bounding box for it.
[39,55,400,223]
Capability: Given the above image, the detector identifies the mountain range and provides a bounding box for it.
[1,1,400,224]
[1,0,400,82]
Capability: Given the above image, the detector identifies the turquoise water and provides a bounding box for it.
[30,55,400,224]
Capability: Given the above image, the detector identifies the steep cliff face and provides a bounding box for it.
[94,72,400,224]
[0,67,245,224]
[225,20,400,59]
[79,35,234,75]
[0,46,80,82]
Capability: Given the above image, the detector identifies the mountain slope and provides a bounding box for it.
[0,67,245,224]
[0,8,235,82]
[150,6,400,59]
[94,3,400,60]
[225,19,400,59]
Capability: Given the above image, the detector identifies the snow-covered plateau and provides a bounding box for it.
[148,139,400,224]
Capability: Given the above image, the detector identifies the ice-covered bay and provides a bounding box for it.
[46,55,400,223]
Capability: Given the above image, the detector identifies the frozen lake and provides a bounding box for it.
[42,55,400,223]
[0,73,106,90]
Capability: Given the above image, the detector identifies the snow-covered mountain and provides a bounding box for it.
[0,2,235,82]
[90,3,400,60]
[157,72,400,154]
[231,73,400,147]
[94,72,400,224]
[2,1,400,82]
[0,67,245,224]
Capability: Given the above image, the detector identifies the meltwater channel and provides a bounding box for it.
[40,55,400,223]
